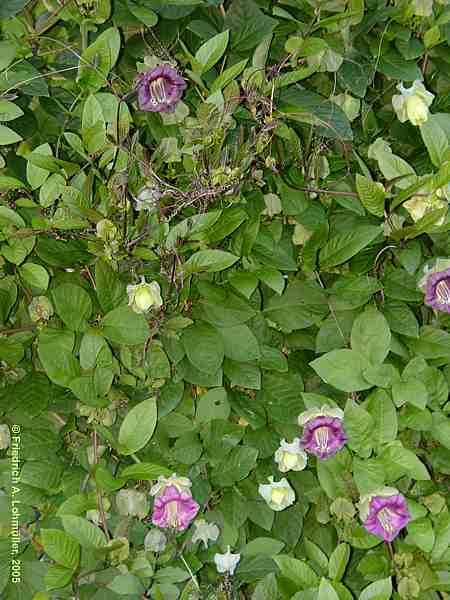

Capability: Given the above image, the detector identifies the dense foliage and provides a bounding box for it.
[1,0,450,599]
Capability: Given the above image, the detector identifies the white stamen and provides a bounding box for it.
[150,77,167,104]
[377,507,395,533]
[313,426,330,452]
[435,279,450,305]
[166,500,179,528]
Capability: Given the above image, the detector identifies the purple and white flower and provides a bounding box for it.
[298,407,347,460]
[424,267,450,313]
[151,485,199,531]
[137,65,186,113]
[359,488,411,542]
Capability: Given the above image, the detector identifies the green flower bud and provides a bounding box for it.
[96,219,117,242]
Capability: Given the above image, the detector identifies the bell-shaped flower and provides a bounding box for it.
[138,64,186,113]
[191,519,220,548]
[274,438,307,472]
[298,406,347,460]
[392,80,434,126]
[127,276,162,314]
[214,546,241,576]
[151,486,199,531]
[424,266,450,313]
[258,477,295,511]
[359,487,411,542]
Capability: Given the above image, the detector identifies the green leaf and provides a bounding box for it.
[355,174,385,217]
[95,260,125,312]
[310,349,372,392]
[224,0,278,52]
[194,30,229,74]
[0,100,24,122]
[182,322,224,374]
[319,226,381,269]
[52,283,92,332]
[196,387,230,423]
[379,441,430,481]
[0,0,31,17]
[118,397,157,455]
[318,578,339,600]
[184,249,239,273]
[392,378,428,409]
[119,462,171,480]
[210,58,248,93]
[377,49,421,80]
[102,306,150,345]
[405,518,435,553]
[364,389,397,451]
[37,329,80,387]
[274,555,319,589]
[251,573,278,600]
[350,307,391,365]
[78,27,121,92]
[61,515,107,549]
[26,143,53,190]
[219,324,260,361]
[211,446,258,487]
[41,529,80,570]
[280,88,353,141]
[420,114,449,167]
[328,544,350,581]
[344,402,374,458]
[0,124,22,145]
[241,537,285,556]
[359,577,392,600]
[126,0,158,26]
[263,281,328,332]
[18,263,49,293]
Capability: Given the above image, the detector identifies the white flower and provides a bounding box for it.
[116,489,149,519]
[0,425,11,450]
[298,406,344,427]
[192,519,220,548]
[144,529,167,552]
[127,276,163,314]
[258,477,295,511]
[392,80,434,126]
[413,0,433,16]
[150,473,192,497]
[292,223,312,246]
[274,438,307,473]
[214,546,241,576]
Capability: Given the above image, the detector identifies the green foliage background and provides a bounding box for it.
[0,0,450,598]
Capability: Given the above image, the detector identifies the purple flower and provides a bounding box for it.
[152,486,199,531]
[363,493,411,542]
[300,415,347,460]
[137,65,186,113]
[425,268,450,313]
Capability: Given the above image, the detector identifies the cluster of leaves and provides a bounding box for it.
[1,0,450,599]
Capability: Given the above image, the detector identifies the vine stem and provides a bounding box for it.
[0,325,36,336]
[180,553,200,591]
[386,541,394,562]
[92,429,111,542]
[218,4,226,17]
